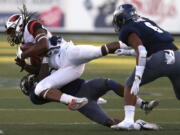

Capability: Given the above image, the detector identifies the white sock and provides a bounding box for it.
[136,97,144,106]
[124,105,135,123]
[60,93,76,104]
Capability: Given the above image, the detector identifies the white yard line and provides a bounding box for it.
[0,122,180,125]
[0,108,179,111]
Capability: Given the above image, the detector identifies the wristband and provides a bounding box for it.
[135,65,145,78]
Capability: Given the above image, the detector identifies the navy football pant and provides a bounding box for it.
[126,50,180,100]
[75,78,121,127]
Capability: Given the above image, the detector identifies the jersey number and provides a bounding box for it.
[144,22,163,33]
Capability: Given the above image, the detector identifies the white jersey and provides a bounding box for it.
[22,20,71,68]
[23,21,52,46]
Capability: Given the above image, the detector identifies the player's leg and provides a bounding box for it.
[67,45,103,65]
[169,76,180,100]
[76,78,158,127]
[112,51,164,130]
[75,80,120,127]
[66,42,120,66]
[78,100,120,127]
[93,78,159,113]
[167,51,180,100]
[34,65,88,109]
[76,78,158,113]
[35,65,84,95]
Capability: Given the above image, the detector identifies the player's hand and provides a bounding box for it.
[17,47,22,59]
[15,57,26,72]
[131,75,141,95]
[115,49,136,56]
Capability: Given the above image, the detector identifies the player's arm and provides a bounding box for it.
[101,40,136,56]
[36,57,50,82]
[101,42,123,56]
[23,64,40,74]
[21,22,49,59]
[115,41,136,56]
[15,57,40,74]
[128,33,147,95]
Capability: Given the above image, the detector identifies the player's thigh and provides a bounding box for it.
[126,52,164,86]
[35,66,84,95]
[169,76,180,100]
[76,78,108,100]
[67,45,102,65]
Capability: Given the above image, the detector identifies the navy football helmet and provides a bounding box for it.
[113,4,137,32]
[20,74,36,96]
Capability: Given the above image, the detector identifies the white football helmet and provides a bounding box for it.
[6,14,23,33]
[5,14,24,45]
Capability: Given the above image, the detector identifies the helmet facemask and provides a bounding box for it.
[6,15,24,46]
[112,13,125,32]
[5,4,34,46]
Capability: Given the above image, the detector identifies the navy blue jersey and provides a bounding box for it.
[118,17,178,56]
[29,78,85,105]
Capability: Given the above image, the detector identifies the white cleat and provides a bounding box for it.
[141,100,160,115]
[135,119,162,130]
[97,97,107,104]
[111,120,141,131]
[68,98,88,110]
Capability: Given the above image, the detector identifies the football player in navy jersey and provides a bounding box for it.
[19,74,160,130]
[111,4,180,130]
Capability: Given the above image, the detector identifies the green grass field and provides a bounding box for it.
[0,37,180,135]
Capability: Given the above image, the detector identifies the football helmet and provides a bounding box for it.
[5,14,24,45]
[113,4,137,32]
[5,4,33,46]
[20,74,36,96]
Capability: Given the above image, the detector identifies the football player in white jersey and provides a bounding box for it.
[5,6,121,103]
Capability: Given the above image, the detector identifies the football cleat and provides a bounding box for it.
[111,120,141,131]
[141,100,160,115]
[97,97,107,104]
[68,98,88,110]
[135,119,162,130]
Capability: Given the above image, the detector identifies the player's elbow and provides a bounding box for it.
[35,39,49,55]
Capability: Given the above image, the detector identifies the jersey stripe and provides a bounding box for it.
[29,21,41,35]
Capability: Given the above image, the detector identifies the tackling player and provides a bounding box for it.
[110,4,180,130]
[15,46,159,115]
[19,74,160,130]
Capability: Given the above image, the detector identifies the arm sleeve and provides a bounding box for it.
[119,26,141,45]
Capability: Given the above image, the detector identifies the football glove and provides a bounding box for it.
[15,57,26,72]
[131,75,141,95]
[164,50,175,64]
[115,49,136,56]
[17,46,22,59]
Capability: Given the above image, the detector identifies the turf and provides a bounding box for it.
[0,38,180,135]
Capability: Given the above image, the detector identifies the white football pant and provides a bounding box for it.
[35,43,102,96]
